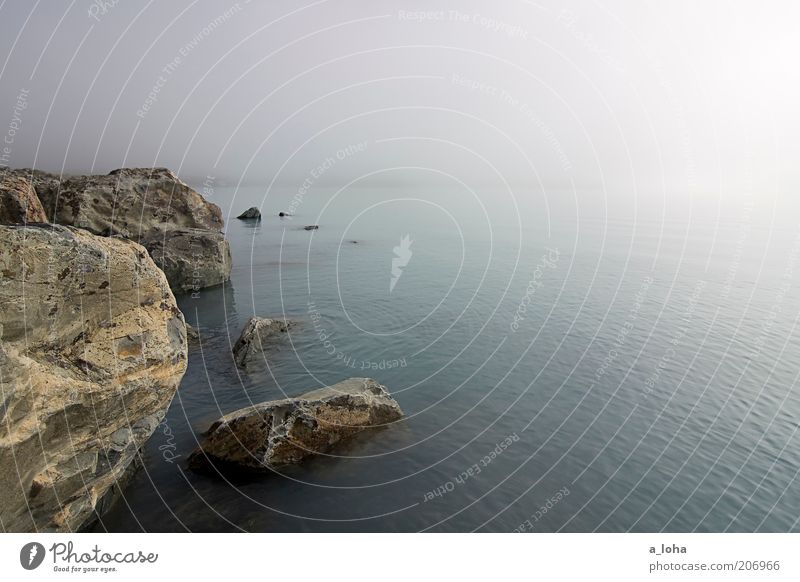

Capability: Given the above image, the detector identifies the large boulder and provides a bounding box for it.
[28,167,231,292]
[188,378,403,473]
[0,224,188,531]
[35,167,223,236]
[232,316,293,368]
[145,228,232,293]
[0,172,48,224]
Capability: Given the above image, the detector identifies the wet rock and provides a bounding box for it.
[188,378,403,473]
[236,207,261,220]
[186,323,200,342]
[232,316,292,368]
[0,172,48,224]
[0,224,187,532]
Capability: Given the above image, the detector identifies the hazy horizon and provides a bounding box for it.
[1,0,797,204]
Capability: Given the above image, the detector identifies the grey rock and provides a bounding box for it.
[188,378,403,472]
[15,167,231,292]
[232,316,292,368]
[0,224,187,532]
[186,323,200,342]
[236,207,261,220]
[145,228,232,293]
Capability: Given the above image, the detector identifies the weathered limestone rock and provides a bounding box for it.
[26,167,231,292]
[232,316,292,368]
[145,228,232,292]
[34,167,223,236]
[0,224,188,532]
[236,207,261,220]
[188,378,403,472]
[0,172,48,224]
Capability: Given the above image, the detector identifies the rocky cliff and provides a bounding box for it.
[0,224,188,531]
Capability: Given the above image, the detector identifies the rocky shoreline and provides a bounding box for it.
[0,167,402,532]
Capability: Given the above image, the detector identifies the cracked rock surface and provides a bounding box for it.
[0,224,188,531]
[188,378,403,473]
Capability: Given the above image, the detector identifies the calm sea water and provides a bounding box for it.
[94,185,800,532]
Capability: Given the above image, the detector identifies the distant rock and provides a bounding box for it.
[0,224,187,531]
[278,211,291,217]
[188,378,403,473]
[236,207,261,220]
[348,240,358,244]
[232,316,292,368]
[0,172,48,224]
[18,167,231,292]
[304,225,319,231]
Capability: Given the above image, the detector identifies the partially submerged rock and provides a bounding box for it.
[21,167,231,292]
[232,316,292,368]
[188,378,403,473]
[0,172,48,224]
[186,323,200,342]
[304,225,319,231]
[236,207,261,220]
[0,224,187,531]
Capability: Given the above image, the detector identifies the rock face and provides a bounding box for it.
[0,172,48,224]
[188,378,402,472]
[232,316,292,368]
[26,167,231,292]
[0,224,188,532]
[145,228,232,292]
[236,207,261,220]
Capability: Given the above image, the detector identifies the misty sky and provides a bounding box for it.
[0,0,798,206]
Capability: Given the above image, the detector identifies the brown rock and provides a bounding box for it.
[231,316,292,368]
[0,224,188,531]
[188,378,403,473]
[26,167,231,292]
[0,172,48,224]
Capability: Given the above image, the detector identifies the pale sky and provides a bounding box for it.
[0,0,798,204]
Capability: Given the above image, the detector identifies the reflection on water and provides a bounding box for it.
[93,187,800,532]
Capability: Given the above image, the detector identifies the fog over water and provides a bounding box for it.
[2,1,800,533]
[1,1,798,219]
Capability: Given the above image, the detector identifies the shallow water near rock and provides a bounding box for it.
[93,185,800,532]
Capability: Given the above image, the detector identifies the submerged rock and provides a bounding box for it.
[19,167,231,292]
[0,224,188,531]
[232,316,292,368]
[236,207,261,220]
[0,172,48,224]
[188,378,403,473]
